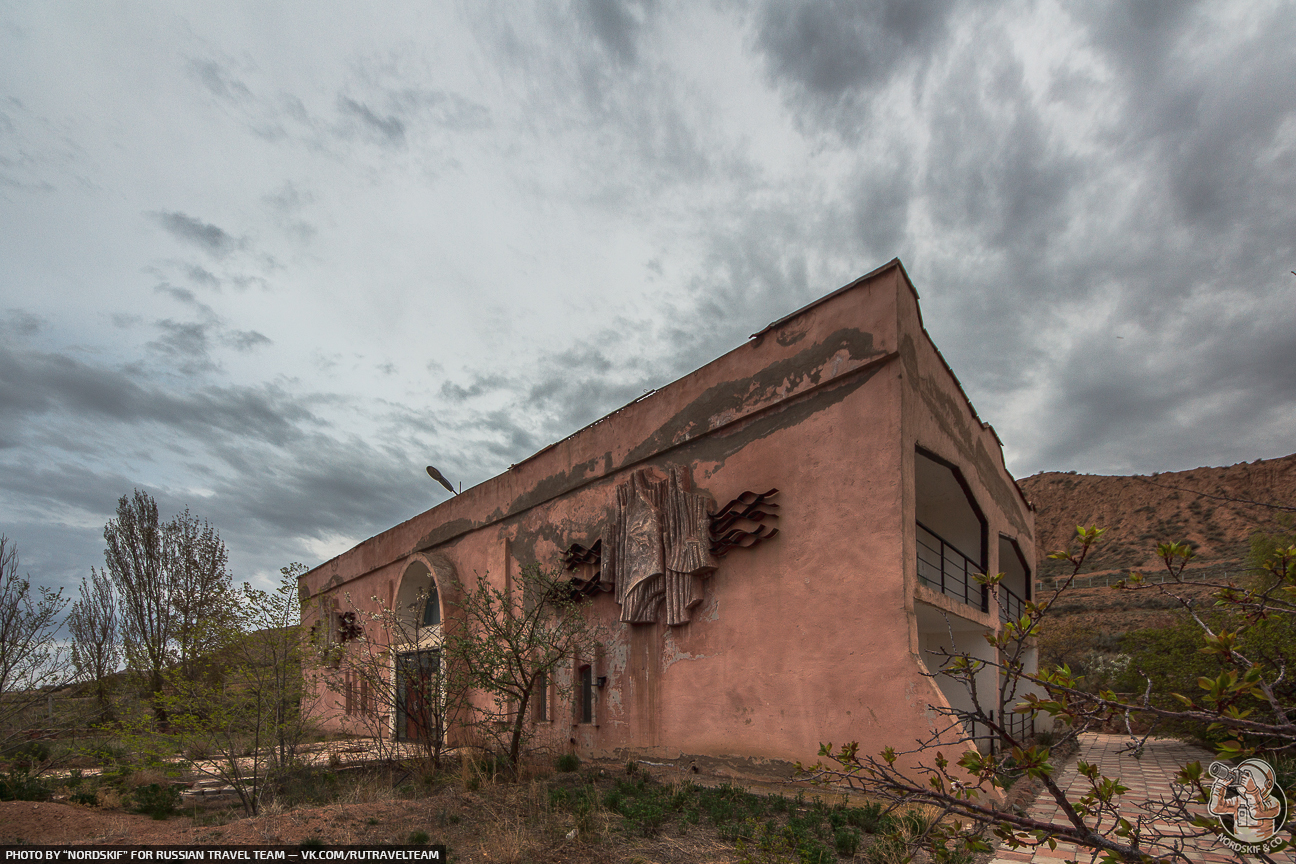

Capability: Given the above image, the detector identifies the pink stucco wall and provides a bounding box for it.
[300,260,1035,778]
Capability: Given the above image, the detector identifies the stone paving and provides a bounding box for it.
[990,733,1293,864]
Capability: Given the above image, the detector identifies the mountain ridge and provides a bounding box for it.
[1019,452,1296,586]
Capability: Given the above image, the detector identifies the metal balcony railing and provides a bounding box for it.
[999,584,1025,624]
[916,522,987,612]
[967,708,1035,753]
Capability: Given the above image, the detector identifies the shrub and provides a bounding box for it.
[848,802,891,833]
[132,783,181,820]
[835,826,861,856]
[8,741,51,769]
[407,831,429,845]
[555,753,581,773]
[0,769,51,802]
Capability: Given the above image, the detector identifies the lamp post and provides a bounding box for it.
[426,465,459,495]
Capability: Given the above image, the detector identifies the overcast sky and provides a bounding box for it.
[2,1,1294,593]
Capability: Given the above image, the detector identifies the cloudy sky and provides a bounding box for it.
[2,0,1294,592]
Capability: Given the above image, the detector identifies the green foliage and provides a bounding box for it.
[580,771,893,855]
[1114,589,1296,746]
[809,523,1296,864]
[7,740,50,769]
[834,825,861,855]
[1248,515,1296,575]
[132,782,181,820]
[555,753,581,773]
[0,768,51,801]
[163,564,313,817]
[443,563,604,773]
[406,830,429,845]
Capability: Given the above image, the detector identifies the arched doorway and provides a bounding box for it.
[393,558,444,744]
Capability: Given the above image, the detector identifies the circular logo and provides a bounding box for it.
[1206,758,1289,854]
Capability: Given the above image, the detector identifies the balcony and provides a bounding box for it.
[998,584,1025,624]
[916,521,987,613]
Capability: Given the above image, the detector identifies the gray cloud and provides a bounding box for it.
[756,0,955,136]
[440,373,513,403]
[226,330,271,352]
[0,344,316,449]
[5,0,1295,602]
[338,96,407,146]
[0,309,43,339]
[188,58,253,103]
[186,265,220,288]
[152,211,240,257]
[149,319,216,374]
[575,0,654,65]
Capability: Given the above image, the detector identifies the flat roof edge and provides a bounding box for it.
[750,258,905,341]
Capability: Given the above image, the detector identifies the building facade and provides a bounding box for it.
[299,259,1035,777]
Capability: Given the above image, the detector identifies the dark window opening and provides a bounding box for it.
[344,675,374,716]
[422,584,440,627]
[915,447,988,612]
[579,665,593,724]
[534,671,548,722]
[997,535,1032,624]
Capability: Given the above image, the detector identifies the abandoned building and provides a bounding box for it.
[298,258,1036,776]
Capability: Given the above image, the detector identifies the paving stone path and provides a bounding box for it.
[990,733,1293,864]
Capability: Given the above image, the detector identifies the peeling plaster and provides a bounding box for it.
[661,627,708,672]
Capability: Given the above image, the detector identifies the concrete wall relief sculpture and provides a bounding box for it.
[709,489,779,557]
[605,467,716,626]
[560,539,606,597]
[597,467,780,627]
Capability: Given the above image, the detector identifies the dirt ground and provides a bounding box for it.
[0,776,773,863]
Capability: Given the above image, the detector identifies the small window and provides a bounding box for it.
[422,584,440,627]
[344,675,374,716]
[579,665,593,724]
[533,671,548,722]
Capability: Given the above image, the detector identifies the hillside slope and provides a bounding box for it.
[1019,452,1296,587]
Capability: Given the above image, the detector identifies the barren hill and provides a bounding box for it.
[1019,452,1296,587]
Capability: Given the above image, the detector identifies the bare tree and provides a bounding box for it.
[0,536,70,755]
[67,566,119,719]
[443,563,603,774]
[169,509,234,685]
[104,490,173,721]
[103,489,232,725]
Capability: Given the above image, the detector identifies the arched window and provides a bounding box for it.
[422,582,440,627]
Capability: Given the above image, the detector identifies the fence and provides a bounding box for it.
[1037,564,1242,592]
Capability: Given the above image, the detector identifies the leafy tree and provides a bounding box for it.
[102,490,233,724]
[166,565,313,816]
[169,509,235,685]
[443,563,603,774]
[67,565,120,719]
[801,528,1296,863]
[0,535,70,756]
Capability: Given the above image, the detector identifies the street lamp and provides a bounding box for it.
[426,465,459,495]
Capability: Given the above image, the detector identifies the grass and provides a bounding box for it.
[6,732,964,861]
[547,770,927,861]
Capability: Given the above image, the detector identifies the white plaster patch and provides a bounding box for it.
[661,627,708,671]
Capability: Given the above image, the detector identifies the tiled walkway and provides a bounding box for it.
[990,733,1293,864]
